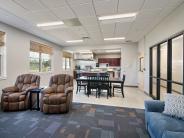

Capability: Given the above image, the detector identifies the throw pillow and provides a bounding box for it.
[163,94,184,119]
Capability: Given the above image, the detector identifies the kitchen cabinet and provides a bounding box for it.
[98,58,121,66]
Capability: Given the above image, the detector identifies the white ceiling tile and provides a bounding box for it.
[39,0,67,8]
[167,0,184,7]
[142,0,168,10]
[115,22,132,36]
[118,0,145,13]
[51,6,76,19]
[79,17,98,27]
[46,28,81,40]
[101,23,115,38]
[0,0,28,15]
[66,0,92,5]
[69,3,96,17]
[14,0,46,11]
[136,9,162,22]
[93,0,118,15]
[23,10,58,23]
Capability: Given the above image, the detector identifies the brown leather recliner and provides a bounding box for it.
[1,74,40,111]
[40,74,73,114]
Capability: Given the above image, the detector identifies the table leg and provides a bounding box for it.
[109,82,112,97]
[37,93,40,110]
[30,93,32,110]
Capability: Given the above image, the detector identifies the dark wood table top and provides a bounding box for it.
[76,76,123,83]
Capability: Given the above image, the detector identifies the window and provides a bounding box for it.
[62,51,72,70]
[0,31,6,77]
[30,41,52,72]
[63,57,71,70]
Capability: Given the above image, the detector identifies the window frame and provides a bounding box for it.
[63,57,71,70]
[29,42,52,73]
[0,31,6,79]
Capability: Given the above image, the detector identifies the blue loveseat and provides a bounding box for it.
[144,100,184,138]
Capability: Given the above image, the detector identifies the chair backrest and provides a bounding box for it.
[87,76,98,87]
[49,74,73,93]
[15,74,40,91]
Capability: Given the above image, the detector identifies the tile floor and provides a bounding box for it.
[73,82,152,109]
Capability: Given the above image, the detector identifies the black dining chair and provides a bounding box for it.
[87,76,99,97]
[76,74,87,94]
[113,75,125,97]
[98,75,110,99]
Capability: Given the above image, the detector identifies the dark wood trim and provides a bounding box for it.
[167,39,172,93]
[183,33,184,95]
[157,44,160,100]
[149,48,153,96]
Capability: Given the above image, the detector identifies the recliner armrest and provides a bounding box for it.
[65,87,73,95]
[41,87,54,94]
[162,131,184,138]
[2,86,19,93]
[144,100,165,113]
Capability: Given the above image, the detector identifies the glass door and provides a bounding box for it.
[150,33,184,100]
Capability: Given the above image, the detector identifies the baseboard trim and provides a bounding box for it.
[124,85,138,88]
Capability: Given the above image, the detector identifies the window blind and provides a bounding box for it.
[30,41,53,54]
[0,31,5,47]
[63,51,73,58]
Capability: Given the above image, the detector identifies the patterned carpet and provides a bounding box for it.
[0,103,149,138]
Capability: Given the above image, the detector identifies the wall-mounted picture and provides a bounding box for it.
[139,57,144,72]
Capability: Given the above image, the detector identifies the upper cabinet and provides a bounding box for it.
[98,58,121,66]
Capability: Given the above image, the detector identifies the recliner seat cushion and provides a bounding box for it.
[147,112,184,138]
[43,93,67,104]
[8,93,26,102]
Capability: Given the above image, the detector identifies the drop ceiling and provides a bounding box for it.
[0,0,183,47]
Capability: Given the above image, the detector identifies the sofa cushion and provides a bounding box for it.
[163,94,184,119]
[147,112,184,138]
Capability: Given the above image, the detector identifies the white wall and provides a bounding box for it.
[0,22,64,99]
[138,3,184,93]
[121,45,138,86]
[63,43,138,86]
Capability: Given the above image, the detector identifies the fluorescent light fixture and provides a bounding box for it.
[79,50,92,54]
[105,49,121,53]
[66,40,83,43]
[37,21,64,27]
[104,37,125,41]
[98,12,137,20]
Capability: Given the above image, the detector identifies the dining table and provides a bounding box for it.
[76,76,124,96]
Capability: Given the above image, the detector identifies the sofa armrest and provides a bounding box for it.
[144,100,165,113]
[2,86,19,93]
[65,87,73,95]
[41,87,54,94]
[162,131,184,138]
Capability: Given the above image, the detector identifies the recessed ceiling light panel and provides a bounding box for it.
[66,40,83,43]
[98,13,137,20]
[37,21,64,27]
[104,37,125,41]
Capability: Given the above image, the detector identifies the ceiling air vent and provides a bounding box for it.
[63,18,82,27]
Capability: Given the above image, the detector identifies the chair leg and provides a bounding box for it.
[76,86,78,94]
[113,87,115,96]
[121,87,124,98]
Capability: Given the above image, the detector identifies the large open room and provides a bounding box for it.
[0,0,184,138]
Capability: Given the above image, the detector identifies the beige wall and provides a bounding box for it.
[0,22,64,100]
[138,3,184,93]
